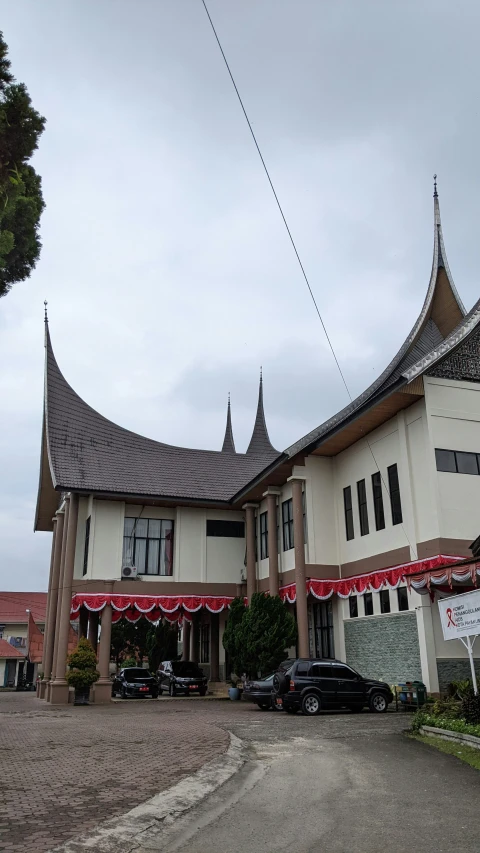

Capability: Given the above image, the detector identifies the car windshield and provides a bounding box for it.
[171,662,202,677]
[124,669,152,680]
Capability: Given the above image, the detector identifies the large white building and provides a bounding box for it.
[36,187,480,703]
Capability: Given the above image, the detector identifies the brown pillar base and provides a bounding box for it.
[93,680,112,704]
[49,681,70,705]
[38,680,47,699]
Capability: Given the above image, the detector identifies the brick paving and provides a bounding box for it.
[0,692,229,853]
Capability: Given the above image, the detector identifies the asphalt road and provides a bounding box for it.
[149,707,480,853]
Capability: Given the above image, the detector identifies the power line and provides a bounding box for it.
[201,0,418,560]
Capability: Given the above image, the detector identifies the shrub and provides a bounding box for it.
[446,679,474,700]
[411,711,480,739]
[430,697,461,719]
[461,689,480,725]
[66,638,99,690]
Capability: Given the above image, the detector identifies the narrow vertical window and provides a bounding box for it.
[343,486,354,541]
[371,472,385,531]
[282,499,294,551]
[357,479,369,536]
[379,589,390,613]
[83,516,91,576]
[387,464,403,525]
[397,587,409,611]
[260,511,268,560]
[349,596,358,618]
[364,592,373,616]
[200,624,210,663]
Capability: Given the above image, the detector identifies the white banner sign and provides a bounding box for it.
[438,589,480,641]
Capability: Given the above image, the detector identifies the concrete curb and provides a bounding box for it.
[46,731,246,852]
[420,725,480,750]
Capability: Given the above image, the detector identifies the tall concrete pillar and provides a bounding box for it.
[50,498,70,700]
[94,584,113,704]
[182,619,191,661]
[190,614,200,663]
[244,504,257,603]
[266,492,279,597]
[51,494,79,704]
[292,479,309,658]
[88,611,99,653]
[416,598,440,694]
[210,613,220,681]
[40,512,64,698]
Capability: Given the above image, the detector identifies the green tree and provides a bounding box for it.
[223,594,297,679]
[0,31,46,297]
[146,621,179,674]
[66,638,99,690]
[110,618,151,666]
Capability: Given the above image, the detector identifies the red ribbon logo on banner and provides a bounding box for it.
[446,607,456,627]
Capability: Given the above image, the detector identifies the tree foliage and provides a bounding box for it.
[66,638,99,689]
[146,621,179,674]
[111,618,179,672]
[0,31,46,297]
[222,593,297,679]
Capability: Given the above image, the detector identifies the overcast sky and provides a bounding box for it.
[1,0,479,592]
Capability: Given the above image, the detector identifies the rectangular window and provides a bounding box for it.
[387,464,403,525]
[312,601,335,658]
[397,587,409,611]
[435,448,457,473]
[83,516,91,576]
[364,592,373,616]
[349,596,358,618]
[260,511,268,560]
[371,472,385,531]
[282,499,294,551]
[455,451,479,475]
[379,589,390,614]
[356,479,369,536]
[200,624,210,663]
[206,520,245,538]
[343,486,354,541]
[123,517,174,576]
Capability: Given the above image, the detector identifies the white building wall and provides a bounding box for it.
[405,400,440,547]
[73,496,89,578]
[425,377,480,543]
[303,456,337,566]
[205,509,245,584]
[90,500,125,580]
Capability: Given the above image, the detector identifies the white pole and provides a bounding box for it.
[461,635,478,695]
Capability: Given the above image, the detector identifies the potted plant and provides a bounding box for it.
[228,673,241,701]
[66,638,99,705]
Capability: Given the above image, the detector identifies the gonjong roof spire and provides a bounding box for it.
[221,393,236,454]
[246,368,278,456]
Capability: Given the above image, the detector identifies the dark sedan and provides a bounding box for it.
[112,667,159,699]
[157,661,208,696]
[243,674,276,710]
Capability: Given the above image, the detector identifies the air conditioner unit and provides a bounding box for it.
[121,565,138,579]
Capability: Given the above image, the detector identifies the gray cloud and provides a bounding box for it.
[0,0,479,590]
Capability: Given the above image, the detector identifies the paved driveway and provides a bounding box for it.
[2,693,479,853]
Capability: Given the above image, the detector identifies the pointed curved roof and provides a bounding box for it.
[247,372,278,456]
[286,186,473,459]
[221,396,236,453]
[35,328,281,530]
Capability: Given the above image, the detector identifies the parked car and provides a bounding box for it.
[243,674,276,710]
[157,660,208,696]
[112,667,159,699]
[272,659,393,716]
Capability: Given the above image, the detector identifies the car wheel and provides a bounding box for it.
[348,705,363,713]
[121,686,127,699]
[273,672,289,695]
[369,691,388,713]
[301,692,321,716]
[284,707,299,714]
[169,683,177,697]
[257,703,270,711]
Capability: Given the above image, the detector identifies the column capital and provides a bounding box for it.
[287,475,307,484]
[262,487,281,497]
[242,502,259,510]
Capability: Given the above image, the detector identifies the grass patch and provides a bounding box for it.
[409,733,480,771]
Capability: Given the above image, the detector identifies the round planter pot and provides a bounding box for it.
[74,687,91,706]
[228,687,241,701]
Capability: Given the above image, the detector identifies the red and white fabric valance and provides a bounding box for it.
[279,555,464,602]
[408,561,480,592]
[70,593,234,623]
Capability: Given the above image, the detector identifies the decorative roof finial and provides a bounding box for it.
[44,300,48,322]
[433,174,438,198]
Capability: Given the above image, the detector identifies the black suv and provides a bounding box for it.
[273,659,393,716]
